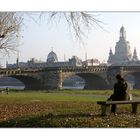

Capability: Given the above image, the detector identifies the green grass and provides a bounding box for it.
[0,89,140,127]
[0,90,108,103]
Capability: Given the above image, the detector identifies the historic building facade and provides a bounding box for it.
[6,50,100,69]
[107,26,139,65]
[46,51,83,67]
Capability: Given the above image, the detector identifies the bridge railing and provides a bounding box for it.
[1,65,140,75]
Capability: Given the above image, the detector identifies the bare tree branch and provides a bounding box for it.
[0,12,22,55]
[45,12,104,43]
[0,12,103,56]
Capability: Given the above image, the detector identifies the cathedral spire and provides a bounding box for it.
[107,48,114,64]
[133,48,138,61]
[109,48,113,56]
[120,25,126,40]
[16,51,19,68]
[6,61,8,68]
[51,47,53,52]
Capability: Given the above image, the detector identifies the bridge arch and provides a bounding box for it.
[62,72,110,90]
[0,77,24,89]
[123,72,140,89]
[123,74,135,89]
[2,75,43,90]
[63,74,85,89]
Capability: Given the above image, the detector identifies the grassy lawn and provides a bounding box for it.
[0,90,108,103]
[0,90,140,127]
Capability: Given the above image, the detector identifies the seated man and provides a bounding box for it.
[108,74,130,113]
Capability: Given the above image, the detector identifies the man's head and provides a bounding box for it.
[116,74,124,81]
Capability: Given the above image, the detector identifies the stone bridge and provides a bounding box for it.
[1,66,140,90]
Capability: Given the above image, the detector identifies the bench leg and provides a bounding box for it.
[132,104,138,114]
[101,105,110,116]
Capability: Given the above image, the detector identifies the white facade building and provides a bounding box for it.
[108,26,139,65]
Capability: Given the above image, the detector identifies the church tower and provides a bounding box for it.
[115,26,132,61]
[6,61,8,68]
[107,26,133,65]
[107,48,113,64]
[132,48,138,61]
[109,48,113,56]
[120,26,126,40]
[16,52,19,68]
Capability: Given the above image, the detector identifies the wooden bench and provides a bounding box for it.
[97,100,140,116]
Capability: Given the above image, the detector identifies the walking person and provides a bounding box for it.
[6,87,9,94]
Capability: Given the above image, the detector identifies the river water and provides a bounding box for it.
[0,86,25,90]
[63,86,84,89]
[0,85,84,90]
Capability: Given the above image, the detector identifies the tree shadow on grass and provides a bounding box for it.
[0,111,138,128]
[0,112,101,128]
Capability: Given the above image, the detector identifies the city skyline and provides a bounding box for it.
[2,12,140,67]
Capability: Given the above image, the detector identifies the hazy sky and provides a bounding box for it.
[3,12,140,67]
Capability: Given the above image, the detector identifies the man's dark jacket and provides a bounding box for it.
[108,80,130,101]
